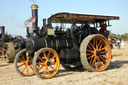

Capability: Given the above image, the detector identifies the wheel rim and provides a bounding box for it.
[33,48,60,79]
[86,36,111,71]
[15,49,34,76]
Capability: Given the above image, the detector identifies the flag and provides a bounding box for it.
[24,19,29,25]
[24,17,36,25]
[30,17,36,23]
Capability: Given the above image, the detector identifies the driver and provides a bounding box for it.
[99,21,107,33]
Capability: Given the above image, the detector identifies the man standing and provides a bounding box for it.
[117,39,120,49]
[19,36,25,49]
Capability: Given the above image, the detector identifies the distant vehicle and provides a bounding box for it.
[0,26,25,63]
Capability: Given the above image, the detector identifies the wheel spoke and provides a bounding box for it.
[87,53,93,56]
[99,44,103,49]
[87,55,94,60]
[95,62,98,70]
[87,44,92,50]
[22,65,27,73]
[99,56,106,64]
[43,67,47,75]
[101,51,107,54]
[50,62,56,65]
[91,58,96,65]
[27,56,29,60]
[97,40,102,48]
[21,54,26,61]
[96,57,100,62]
[47,68,50,75]
[47,51,51,58]
[18,60,25,63]
[89,42,95,50]
[89,58,93,65]
[38,65,44,71]
[96,39,98,49]
[26,66,28,74]
[29,65,34,72]
[42,51,47,59]
[49,65,55,71]
[93,38,95,47]
[38,56,44,62]
[18,63,25,68]
[102,55,108,59]
[49,56,55,62]
[100,46,107,51]
[86,50,94,53]
[100,62,105,66]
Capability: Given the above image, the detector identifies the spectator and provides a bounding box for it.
[19,36,25,49]
[117,39,120,49]
[121,40,124,48]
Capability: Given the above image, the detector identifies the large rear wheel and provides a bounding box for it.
[33,48,60,79]
[0,42,16,63]
[80,34,111,72]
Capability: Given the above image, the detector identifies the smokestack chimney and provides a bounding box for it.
[31,4,38,31]
[0,26,5,34]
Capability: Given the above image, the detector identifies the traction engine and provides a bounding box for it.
[14,4,119,79]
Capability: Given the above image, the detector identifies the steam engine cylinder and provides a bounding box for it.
[26,38,73,52]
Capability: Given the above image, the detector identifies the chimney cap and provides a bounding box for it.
[31,4,38,9]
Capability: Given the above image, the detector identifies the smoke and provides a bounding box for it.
[28,0,37,4]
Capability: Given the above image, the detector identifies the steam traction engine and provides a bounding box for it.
[0,26,16,63]
[0,26,25,63]
[14,5,119,79]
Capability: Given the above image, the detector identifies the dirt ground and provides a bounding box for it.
[0,42,128,85]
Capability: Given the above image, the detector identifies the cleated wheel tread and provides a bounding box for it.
[80,34,111,72]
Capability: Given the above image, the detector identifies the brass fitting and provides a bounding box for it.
[31,5,38,9]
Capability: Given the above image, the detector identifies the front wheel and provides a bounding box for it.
[14,49,34,76]
[33,48,60,79]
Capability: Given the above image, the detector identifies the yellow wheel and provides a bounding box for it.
[33,48,60,79]
[80,34,111,72]
[14,49,34,76]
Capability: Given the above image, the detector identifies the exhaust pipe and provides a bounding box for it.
[0,26,5,34]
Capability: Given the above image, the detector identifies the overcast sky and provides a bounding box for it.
[0,0,128,37]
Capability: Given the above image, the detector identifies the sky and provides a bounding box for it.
[0,0,128,37]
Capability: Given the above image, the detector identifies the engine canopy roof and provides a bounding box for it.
[48,12,119,24]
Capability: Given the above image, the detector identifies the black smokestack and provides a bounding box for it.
[31,4,38,31]
[0,26,5,34]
